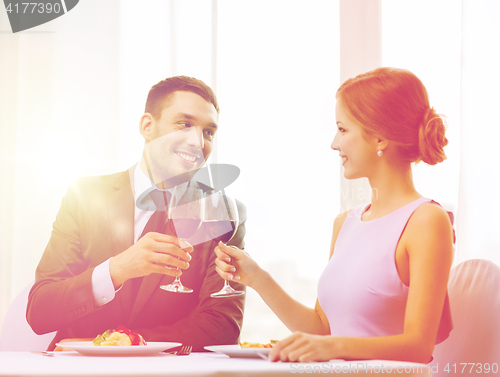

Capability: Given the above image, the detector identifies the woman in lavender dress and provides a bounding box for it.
[215,67,454,363]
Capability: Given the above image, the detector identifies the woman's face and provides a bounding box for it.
[331,98,379,180]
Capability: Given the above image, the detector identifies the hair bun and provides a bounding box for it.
[418,107,448,165]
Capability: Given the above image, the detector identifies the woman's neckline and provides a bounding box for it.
[360,196,426,223]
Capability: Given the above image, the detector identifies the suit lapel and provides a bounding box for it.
[128,274,162,326]
[128,208,177,325]
[105,168,139,319]
[107,168,135,257]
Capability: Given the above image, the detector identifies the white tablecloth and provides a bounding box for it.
[0,352,431,377]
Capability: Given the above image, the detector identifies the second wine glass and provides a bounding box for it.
[160,186,203,293]
[203,191,245,298]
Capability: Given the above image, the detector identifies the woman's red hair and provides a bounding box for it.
[336,67,448,165]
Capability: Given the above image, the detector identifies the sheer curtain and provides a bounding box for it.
[216,0,340,341]
[0,0,123,331]
[382,0,500,267]
[381,0,462,253]
[457,0,500,266]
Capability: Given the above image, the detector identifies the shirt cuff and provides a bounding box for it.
[92,258,118,307]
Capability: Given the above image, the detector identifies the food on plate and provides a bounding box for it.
[239,340,278,348]
[93,325,146,346]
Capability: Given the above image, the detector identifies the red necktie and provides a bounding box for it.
[127,192,171,310]
[139,190,171,238]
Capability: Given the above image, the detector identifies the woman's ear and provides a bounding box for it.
[377,138,389,153]
[139,113,155,142]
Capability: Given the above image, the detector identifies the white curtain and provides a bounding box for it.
[1,0,124,328]
[381,0,462,255]
[1,0,499,342]
[382,0,500,267]
[216,0,340,341]
[457,0,500,266]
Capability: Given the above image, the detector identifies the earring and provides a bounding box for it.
[377,147,383,157]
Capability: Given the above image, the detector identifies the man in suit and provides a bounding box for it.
[26,76,246,351]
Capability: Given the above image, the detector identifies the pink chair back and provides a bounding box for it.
[0,282,56,351]
[430,259,500,376]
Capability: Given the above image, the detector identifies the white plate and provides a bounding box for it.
[56,341,181,356]
[205,345,271,359]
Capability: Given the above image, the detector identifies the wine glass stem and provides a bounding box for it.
[173,238,186,285]
[172,274,181,284]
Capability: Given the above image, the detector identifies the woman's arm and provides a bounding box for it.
[214,210,351,335]
[269,203,454,363]
[215,244,329,335]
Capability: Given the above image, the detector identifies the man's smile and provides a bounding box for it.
[175,150,203,166]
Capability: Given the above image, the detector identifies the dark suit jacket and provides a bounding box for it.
[26,167,246,351]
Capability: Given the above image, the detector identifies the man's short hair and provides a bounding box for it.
[145,76,219,119]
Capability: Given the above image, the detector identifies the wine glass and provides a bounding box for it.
[160,186,203,293]
[203,191,245,298]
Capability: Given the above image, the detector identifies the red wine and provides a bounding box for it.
[171,218,202,239]
[205,220,236,243]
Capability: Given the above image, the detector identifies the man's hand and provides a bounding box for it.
[109,232,193,287]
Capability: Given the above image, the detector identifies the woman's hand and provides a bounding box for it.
[214,242,264,288]
[269,332,338,362]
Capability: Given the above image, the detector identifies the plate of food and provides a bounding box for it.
[205,340,278,358]
[56,326,181,356]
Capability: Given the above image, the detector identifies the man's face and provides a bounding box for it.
[142,91,218,187]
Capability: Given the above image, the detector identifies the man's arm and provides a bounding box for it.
[29,178,247,350]
[27,180,99,334]
[27,175,192,335]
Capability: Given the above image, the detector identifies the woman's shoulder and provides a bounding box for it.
[403,200,454,254]
[334,208,352,225]
[410,200,452,227]
[329,209,354,258]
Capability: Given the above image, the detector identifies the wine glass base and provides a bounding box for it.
[211,286,245,298]
[160,282,193,293]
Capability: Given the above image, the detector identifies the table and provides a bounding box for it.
[0,352,431,376]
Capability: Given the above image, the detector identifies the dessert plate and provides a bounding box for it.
[56,341,181,356]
